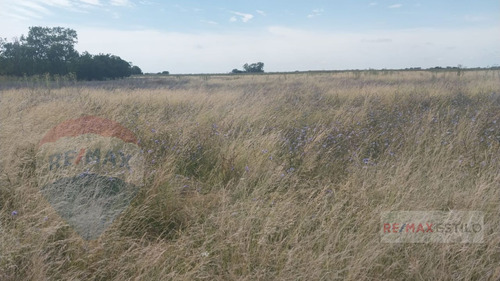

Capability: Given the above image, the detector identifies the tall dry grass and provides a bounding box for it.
[1,70,500,280]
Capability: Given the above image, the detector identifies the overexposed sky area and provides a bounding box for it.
[1,0,499,74]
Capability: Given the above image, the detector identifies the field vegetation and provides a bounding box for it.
[1,70,499,280]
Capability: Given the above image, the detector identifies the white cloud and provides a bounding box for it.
[230,11,254,23]
[369,2,378,6]
[229,16,237,22]
[42,0,72,8]
[0,0,108,21]
[388,4,402,9]
[256,10,266,16]
[80,0,101,5]
[201,20,218,25]
[110,0,132,7]
[18,1,52,15]
[0,0,59,20]
[11,6,44,19]
[307,8,323,18]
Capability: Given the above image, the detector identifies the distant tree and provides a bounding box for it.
[161,71,169,75]
[231,68,244,74]
[0,38,32,76]
[456,64,464,76]
[131,65,143,75]
[74,52,132,80]
[72,51,93,80]
[0,38,6,75]
[242,62,264,73]
[24,26,79,75]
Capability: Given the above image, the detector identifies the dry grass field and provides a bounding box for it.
[1,70,500,280]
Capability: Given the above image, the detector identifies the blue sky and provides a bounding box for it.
[1,0,499,73]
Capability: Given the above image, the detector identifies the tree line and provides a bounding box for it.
[0,26,142,80]
[232,62,264,74]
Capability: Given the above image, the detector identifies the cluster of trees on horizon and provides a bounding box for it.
[231,62,264,74]
[0,26,142,80]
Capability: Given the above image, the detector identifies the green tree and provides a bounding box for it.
[74,52,132,81]
[131,65,143,75]
[0,38,32,75]
[243,62,264,73]
[25,26,79,75]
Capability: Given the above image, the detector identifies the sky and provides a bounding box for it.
[0,0,499,74]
